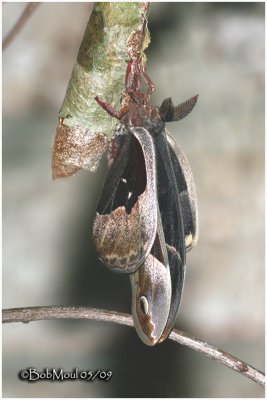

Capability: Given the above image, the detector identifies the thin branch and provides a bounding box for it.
[2,3,40,51]
[2,305,264,386]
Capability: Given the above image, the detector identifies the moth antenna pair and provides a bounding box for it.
[159,94,199,122]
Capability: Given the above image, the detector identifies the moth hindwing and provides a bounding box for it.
[130,203,172,346]
[93,124,158,273]
[166,131,198,251]
[156,130,198,343]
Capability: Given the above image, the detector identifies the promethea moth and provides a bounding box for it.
[92,58,198,345]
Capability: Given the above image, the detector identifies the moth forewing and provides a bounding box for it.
[130,211,172,346]
[166,131,199,251]
[93,126,158,273]
[152,128,186,343]
[158,245,186,343]
[93,129,132,214]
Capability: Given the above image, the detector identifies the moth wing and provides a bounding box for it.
[153,129,186,265]
[94,130,132,214]
[158,244,185,343]
[166,131,199,250]
[130,214,172,346]
[158,130,199,343]
[151,128,186,343]
[93,126,157,273]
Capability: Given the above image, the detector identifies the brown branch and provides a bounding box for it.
[2,3,40,51]
[2,305,264,386]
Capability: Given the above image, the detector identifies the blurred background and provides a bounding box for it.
[3,2,264,397]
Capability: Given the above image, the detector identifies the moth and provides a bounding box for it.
[93,58,198,344]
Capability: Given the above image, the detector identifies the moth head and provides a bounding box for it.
[130,254,172,346]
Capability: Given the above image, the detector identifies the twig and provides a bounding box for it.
[2,305,265,386]
[2,3,40,51]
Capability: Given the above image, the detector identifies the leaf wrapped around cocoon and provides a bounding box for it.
[52,2,150,178]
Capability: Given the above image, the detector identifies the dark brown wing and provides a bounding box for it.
[93,125,158,273]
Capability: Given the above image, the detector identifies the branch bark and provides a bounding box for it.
[2,3,40,51]
[2,305,264,387]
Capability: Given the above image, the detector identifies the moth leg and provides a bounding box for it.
[125,60,154,100]
[125,60,141,93]
[95,96,128,120]
[159,94,199,122]
[142,65,155,97]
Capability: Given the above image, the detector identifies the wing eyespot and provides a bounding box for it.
[139,295,149,315]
